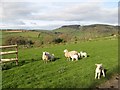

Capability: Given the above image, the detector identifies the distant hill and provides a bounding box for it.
[54,24,117,33]
[61,25,80,29]
[53,24,118,37]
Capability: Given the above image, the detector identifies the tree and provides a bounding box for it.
[52,38,63,44]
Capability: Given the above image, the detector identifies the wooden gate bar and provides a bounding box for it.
[0,51,18,55]
[0,44,17,49]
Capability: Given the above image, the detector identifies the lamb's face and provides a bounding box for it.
[95,64,102,69]
[80,51,82,54]
[43,52,47,55]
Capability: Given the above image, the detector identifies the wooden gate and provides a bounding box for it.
[0,44,18,65]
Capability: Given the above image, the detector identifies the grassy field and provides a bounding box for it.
[2,37,118,88]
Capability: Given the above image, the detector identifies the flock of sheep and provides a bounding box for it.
[42,49,105,79]
[42,49,87,63]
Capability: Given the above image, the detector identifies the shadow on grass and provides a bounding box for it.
[2,57,61,70]
[2,58,40,70]
[53,57,60,61]
[42,57,60,63]
[87,54,90,57]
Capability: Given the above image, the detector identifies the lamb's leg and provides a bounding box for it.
[68,58,70,61]
[76,58,78,61]
[95,72,97,79]
[69,58,71,61]
[98,72,101,79]
[67,57,70,61]
[46,60,47,63]
[102,69,105,77]
[72,58,74,61]
[43,59,46,63]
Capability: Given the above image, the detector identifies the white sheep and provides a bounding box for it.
[71,54,79,61]
[95,64,105,79]
[64,49,78,61]
[80,51,87,58]
[42,51,55,63]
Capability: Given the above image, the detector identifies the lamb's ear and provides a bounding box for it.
[95,64,98,66]
[100,63,102,66]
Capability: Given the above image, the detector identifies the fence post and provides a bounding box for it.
[15,44,18,65]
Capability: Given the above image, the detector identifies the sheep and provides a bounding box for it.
[95,64,105,79]
[71,54,79,61]
[42,51,55,63]
[64,49,78,61]
[79,51,87,58]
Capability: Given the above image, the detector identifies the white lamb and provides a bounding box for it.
[71,54,79,61]
[64,49,78,61]
[95,64,105,79]
[80,51,87,58]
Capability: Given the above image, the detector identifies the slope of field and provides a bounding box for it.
[2,37,118,88]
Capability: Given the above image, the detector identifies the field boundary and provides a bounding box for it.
[0,44,18,65]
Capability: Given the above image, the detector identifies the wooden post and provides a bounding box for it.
[15,44,18,65]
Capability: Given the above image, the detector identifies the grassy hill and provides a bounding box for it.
[2,37,118,88]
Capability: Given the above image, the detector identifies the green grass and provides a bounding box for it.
[1,31,40,45]
[2,38,118,88]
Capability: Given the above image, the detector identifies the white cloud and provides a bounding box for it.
[28,2,118,23]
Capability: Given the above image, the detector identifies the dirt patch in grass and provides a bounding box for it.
[95,74,119,89]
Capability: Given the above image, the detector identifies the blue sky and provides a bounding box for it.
[0,0,119,30]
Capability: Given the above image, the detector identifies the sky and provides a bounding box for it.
[0,0,119,30]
